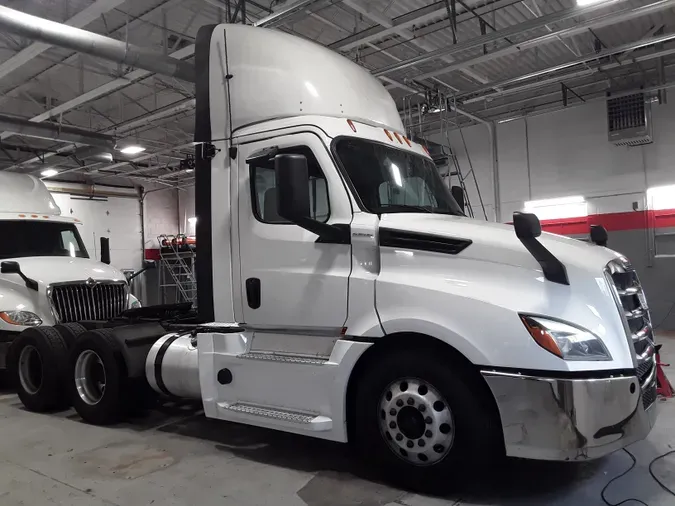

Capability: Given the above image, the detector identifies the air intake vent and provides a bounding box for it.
[607,93,652,146]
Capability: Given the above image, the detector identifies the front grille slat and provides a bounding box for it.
[608,258,655,408]
[50,282,126,323]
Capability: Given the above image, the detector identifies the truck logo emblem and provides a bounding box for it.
[85,278,98,288]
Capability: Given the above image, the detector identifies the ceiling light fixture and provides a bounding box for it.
[40,169,59,178]
[119,145,146,155]
[576,0,607,5]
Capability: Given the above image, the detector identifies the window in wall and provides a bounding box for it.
[250,147,330,224]
[647,184,675,211]
[523,195,588,220]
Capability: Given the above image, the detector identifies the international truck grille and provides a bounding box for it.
[606,258,656,410]
[49,282,127,323]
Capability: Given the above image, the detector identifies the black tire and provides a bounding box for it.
[6,327,69,412]
[68,329,129,425]
[54,323,87,348]
[350,348,502,492]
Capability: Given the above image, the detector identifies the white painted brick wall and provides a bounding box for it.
[143,188,179,248]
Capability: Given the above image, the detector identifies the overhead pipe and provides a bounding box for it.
[0,6,195,82]
[459,32,675,102]
[372,0,636,76]
[0,113,115,149]
[412,0,675,82]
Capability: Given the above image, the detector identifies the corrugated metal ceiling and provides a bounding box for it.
[0,0,673,186]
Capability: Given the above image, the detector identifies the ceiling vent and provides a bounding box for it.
[607,92,653,147]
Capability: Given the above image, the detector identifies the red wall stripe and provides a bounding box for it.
[538,209,675,236]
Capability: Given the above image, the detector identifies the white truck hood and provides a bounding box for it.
[0,257,126,290]
[379,213,621,274]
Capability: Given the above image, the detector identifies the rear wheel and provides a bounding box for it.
[54,323,87,348]
[7,327,69,411]
[350,348,502,492]
[68,329,128,425]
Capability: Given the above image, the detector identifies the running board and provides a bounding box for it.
[239,352,328,365]
[222,402,332,431]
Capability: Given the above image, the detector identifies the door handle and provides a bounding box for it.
[246,278,261,309]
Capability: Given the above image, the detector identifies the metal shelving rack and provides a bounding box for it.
[157,234,197,307]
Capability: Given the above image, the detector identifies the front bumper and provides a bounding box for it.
[0,331,20,369]
[482,370,658,461]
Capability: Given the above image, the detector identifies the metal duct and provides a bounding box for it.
[0,113,115,149]
[0,6,195,82]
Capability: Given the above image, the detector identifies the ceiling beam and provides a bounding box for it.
[458,32,675,102]
[410,0,675,82]
[372,0,635,76]
[342,0,488,84]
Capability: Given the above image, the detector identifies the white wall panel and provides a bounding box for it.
[143,188,179,248]
[50,192,143,272]
[178,186,196,235]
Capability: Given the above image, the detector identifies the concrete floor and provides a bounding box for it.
[1,342,675,506]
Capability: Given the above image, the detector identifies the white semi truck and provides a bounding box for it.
[0,173,139,371]
[7,24,657,488]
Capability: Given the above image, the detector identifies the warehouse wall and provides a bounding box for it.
[441,100,675,329]
[141,187,179,305]
[178,186,196,236]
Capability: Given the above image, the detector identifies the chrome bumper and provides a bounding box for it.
[482,370,658,461]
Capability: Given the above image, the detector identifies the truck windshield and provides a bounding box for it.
[334,137,464,216]
[0,221,89,260]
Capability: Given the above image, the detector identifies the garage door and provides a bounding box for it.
[50,193,143,273]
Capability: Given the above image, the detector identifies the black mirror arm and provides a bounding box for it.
[127,265,152,281]
[2,268,39,291]
[295,218,349,244]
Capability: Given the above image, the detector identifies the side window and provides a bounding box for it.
[60,229,83,257]
[250,147,330,224]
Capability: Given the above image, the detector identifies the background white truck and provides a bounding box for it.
[0,172,138,369]
[6,24,658,489]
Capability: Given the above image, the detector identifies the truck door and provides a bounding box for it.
[236,132,352,334]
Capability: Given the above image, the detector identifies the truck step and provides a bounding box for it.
[223,402,332,430]
[239,351,328,365]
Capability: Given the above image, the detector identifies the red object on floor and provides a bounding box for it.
[656,352,674,398]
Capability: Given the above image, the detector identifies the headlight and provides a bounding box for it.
[520,315,611,361]
[0,310,42,327]
[128,294,142,309]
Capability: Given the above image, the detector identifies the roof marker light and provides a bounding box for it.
[18,214,25,218]
[393,132,403,144]
[347,119,357,132]
[31,214,38,218]
[384,129,393,141]
[422,145,431,155]
[403,137,412,147]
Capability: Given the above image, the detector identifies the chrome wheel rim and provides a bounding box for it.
[378,378,454,466]
[18,345,43,395]
[74,350,106,405]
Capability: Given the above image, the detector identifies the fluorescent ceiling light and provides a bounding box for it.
[41,169,59,178]
[524,195,587,221]
[524,195,585,208]
[576,0,607,5]
[119,145,146,155]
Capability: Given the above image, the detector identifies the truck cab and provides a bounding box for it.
[0,173,135,367]
[192,24,657,474]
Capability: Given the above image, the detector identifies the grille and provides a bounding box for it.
[642,381,657,410]
[606,258,656,409]
[50,282,127,323]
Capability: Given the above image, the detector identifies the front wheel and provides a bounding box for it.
[350,349,502,492]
